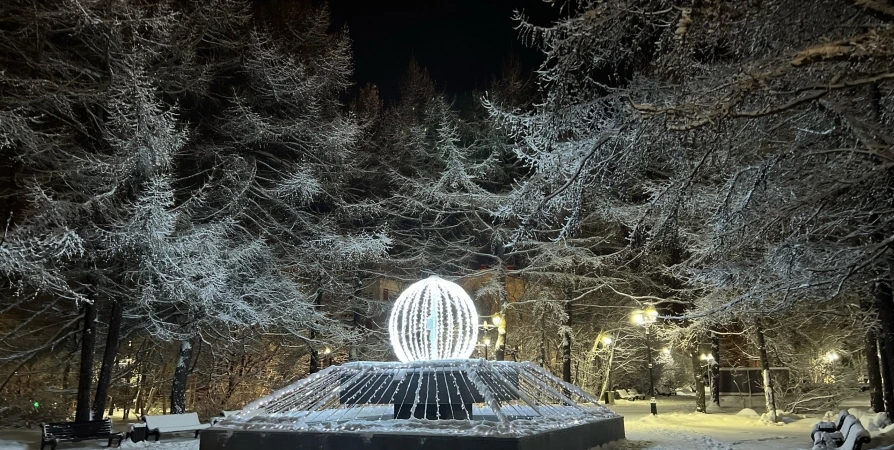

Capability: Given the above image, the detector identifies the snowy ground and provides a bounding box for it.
[3,394,894,450]
[606,394,894,450]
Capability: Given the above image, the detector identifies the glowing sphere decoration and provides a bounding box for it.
[388,275,479,363]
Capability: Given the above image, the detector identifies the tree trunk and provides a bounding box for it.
[170,339,192,414]
[598,339,615,402]
[880,338,894,416]
[309,288,323,374]
[538,311,547,367]
[61,358,72,390]
[868,334,885,412]
[92,300,123,419]
[309,349,320,374]
[61,335,77,390]
[561,298,573,383]
[755,318,777,423]
[349,276,363,362]
[862,298,885,412]
[75,301,97,423]
[710,331,721,407]
[876,255,894,422]
[687,342,706,412]
[134,370,145,417]
[494,265,508,361]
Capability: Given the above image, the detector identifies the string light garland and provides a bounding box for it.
[388,275,479,362]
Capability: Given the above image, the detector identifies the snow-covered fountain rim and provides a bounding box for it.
[241,358,606,413]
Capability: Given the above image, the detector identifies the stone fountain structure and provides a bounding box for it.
[200,276,625,450]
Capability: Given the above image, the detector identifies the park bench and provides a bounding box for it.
[614,389,646,401]
[627,388,647,400]
[142,412,210,440]
[41,418,124,450]
[210,410,240,425]
[812,414,872,450]
[811,410,849,441]
[614,389,632,400]
[814,414,859,448]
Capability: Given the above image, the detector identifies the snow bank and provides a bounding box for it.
[0,440,27,450]
[868,426,894,450]
[736,408,759,417]
[760,410,801,425]
[845,408,892,431]
[119,439,199,449]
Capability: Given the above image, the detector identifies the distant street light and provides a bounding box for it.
[482,337,491,360]
[479,317,506,360]
[599,334,615,404]
[631,306,659,415]
[323,347,332,368]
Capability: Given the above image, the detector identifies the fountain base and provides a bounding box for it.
[203,360,625,450]
[200,415,625,450]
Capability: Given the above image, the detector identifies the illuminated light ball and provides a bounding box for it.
[388,275,479,363]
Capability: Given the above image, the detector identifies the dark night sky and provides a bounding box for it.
[327,0,558,101]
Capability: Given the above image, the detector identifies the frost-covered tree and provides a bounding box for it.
[487,0,894,417]
[0,0,388,418]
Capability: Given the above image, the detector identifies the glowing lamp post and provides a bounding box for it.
[631,307,659,415]
[388,275,479,363]
[824,351,839,363]
[598,334,615,404]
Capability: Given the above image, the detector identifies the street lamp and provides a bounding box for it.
[822,351,840,383]
[631,306,659,415]
[699,353,715,394]
[598,334,615,404]
[824,351,839,363]
[479,318,499,360]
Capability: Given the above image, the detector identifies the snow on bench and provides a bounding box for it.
[813,414,872,450]
[614,389,645,401]
[210,410,240,425]
[142,413,210,440]
[627,388,647,400]
[811,410,849,441]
